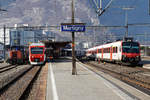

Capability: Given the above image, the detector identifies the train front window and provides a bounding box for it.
[31,47,44,54]
[122,42,139,53]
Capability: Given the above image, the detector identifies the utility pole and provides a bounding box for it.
[149,0,150,15]
[125,10,128,37]
[122,7,134,37]
[61,0,85,75]
[71,0,77,75]
[4,25,6,62]
[100,0,102,13]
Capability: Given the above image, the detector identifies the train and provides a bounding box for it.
[29,43,46,65]
[86,39,141,65]
[7,46,29,64]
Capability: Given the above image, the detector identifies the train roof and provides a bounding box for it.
[29,43,45,46]
[86,40,140,51]
[86,41,122,51]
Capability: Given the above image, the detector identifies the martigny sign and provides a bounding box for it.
[61,23,85,32]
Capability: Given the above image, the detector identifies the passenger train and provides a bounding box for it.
[29,43,46,65]
[86,39,141,65]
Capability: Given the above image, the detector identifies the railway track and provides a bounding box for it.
[0,65,18,73]
[82,60,150,94]
[0,65,42,100]
[0,65,11,70]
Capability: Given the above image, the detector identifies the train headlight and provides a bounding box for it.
[32,56,34,58]
[40,56,42,58]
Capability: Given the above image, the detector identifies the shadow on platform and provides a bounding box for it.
[52,57,73,63]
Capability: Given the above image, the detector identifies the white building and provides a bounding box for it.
[10,29,43,46]
[0,28,10,45]
[0,24,45,47]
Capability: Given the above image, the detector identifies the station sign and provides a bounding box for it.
[61,23,86,32]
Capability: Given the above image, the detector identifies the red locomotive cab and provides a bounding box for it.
[122,42,141,63]
[29,43,45,65]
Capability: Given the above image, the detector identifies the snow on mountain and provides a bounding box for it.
[0,0,99,26]
[0,0,117,45]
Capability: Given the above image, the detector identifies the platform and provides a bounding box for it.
[46,58,150,100]
[141,56,150,69]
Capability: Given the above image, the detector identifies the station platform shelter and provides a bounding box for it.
[42,40,71,60]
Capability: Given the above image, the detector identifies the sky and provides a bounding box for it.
[0,0,150,44]
[90,0,150,44]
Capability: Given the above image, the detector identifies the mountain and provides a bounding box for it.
[1,0,149,46]
[0,0,99,26]
[0,0,111,47]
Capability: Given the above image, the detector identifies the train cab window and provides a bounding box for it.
[31,47,44,54]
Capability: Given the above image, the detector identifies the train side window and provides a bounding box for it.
[119,47,121,52]
[113,47,115,53]
[98,49,101,53]
[104,48,106,53]
[107,48,108,53]
[116,47,118,53]
[108,48,110,53]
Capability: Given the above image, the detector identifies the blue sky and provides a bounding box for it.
[90,0,150,25]
[90,0,150,43]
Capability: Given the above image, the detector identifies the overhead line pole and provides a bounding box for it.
[100,0,102,13]
[4,25,6,62]
[71,0,77,75]
[149,0,150,15]
[98,0,114,16]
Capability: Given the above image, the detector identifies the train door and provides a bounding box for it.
[102,48,103,60]
[110,47,112,61]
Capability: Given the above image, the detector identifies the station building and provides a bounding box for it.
[0,28,10,45]
[0,42,4,58]
[0,24,45,47]
[140,45,150,56]
[10,29,43,46]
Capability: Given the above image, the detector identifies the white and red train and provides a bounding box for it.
[29,43,46,65]
[86,40,141,65]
